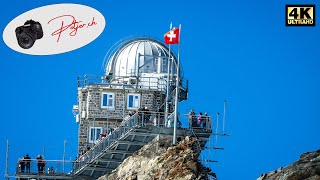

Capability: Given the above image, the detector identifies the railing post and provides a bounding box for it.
[58,161,60,174]
[134,115,137,126]
[142,113,144,126]
[158,113,160,127]
[16,159,19,174]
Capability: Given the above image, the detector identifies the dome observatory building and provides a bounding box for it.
[75,38,189,154]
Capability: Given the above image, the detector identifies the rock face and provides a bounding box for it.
[98,135,216,180]
[257,150,320,180]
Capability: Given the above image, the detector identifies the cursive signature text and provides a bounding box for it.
[48,15,97,42]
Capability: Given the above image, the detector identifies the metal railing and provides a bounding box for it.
[77,74,188,93]
[77,74,102,87]
[77,74,168,92]
[178,114,213,132]
[73,111,168,173]
[73,111,213,174]
[16,159,74,175]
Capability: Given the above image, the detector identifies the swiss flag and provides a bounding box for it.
[164,28,180,44]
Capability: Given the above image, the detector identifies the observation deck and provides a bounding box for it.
[12,111,213,180]
[73,111,212,179]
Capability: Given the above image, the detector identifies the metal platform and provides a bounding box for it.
[73,125,211,179]
[14,173,73,180]
[12,158,75,180]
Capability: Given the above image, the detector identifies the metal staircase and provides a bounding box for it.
[73,112,212,179]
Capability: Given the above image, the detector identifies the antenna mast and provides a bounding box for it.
[63,139,66,173]
[5,140,9,180]
[215,113,219,147]
[223,99,227,134]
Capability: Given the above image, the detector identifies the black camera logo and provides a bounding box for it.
[15,20,43,49]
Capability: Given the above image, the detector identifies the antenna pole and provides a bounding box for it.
[223,100,226,134]
[63,139,66,173]
[42,147,45,159]
[215,113,219,147]
[5,140,9,180]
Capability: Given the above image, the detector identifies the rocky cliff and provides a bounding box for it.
[98,135,216,180]
[257,150,320,180]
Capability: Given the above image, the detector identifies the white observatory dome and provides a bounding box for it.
[105,38,182,82]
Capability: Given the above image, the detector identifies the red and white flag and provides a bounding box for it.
[164,28,180,44]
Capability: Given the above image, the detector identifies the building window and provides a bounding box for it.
[89,127,102,143]
[101,92,115,109]
[127,94,140,109]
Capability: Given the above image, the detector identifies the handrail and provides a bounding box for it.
[73,111,146,173]
[15,159,74,175]
[77,74,188,92]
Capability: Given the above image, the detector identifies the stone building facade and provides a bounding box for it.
[76,85,166,154]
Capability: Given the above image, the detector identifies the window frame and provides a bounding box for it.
[88,127,103,143]
[127,93,141,110]
[101,92,115,109]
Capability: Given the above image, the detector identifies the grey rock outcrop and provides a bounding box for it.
[257,149,320,180]
[98,135,216,180]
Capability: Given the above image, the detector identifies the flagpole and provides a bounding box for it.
[165,22,172,128]
[173,24,181,145]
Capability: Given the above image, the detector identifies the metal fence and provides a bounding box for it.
[77,74,188,93]
[77,74,169,92]
[177,113,213,132]
[16,159,74,175]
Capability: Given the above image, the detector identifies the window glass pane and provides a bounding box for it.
[163,59,167,65]
[128,95,133,107]
[134,99,139,108]
[96,129,102,140]
[102,94,108,107]
[90,129,94,141]
[135,96,138,99]
[108,99,113,106]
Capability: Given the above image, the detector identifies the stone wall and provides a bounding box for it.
[77,87,166,154]
[78,87,164,120]
[78,119,119,154]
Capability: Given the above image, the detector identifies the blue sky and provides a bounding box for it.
[1,0,320,179]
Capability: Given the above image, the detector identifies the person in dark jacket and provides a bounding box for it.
[19,156,25,173]
[24,154,31,173]
[188,109,196,128]
[36,155,45,173]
